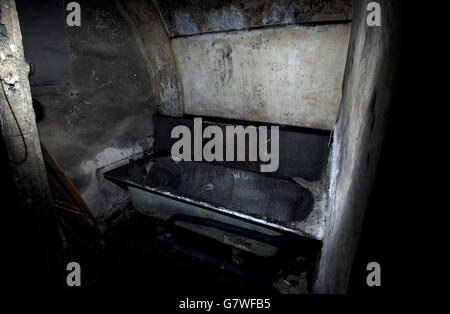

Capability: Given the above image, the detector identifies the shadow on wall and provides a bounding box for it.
[314,0,403,293]
[17,0,162,217]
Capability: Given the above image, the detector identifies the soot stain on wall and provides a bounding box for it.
[156,0,351,37]
[17,0,157,217]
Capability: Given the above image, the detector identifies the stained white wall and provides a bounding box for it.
[314,0,402,293]
[172,24,351,130]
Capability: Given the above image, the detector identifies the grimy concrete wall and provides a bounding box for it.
[314,0,402,293]
[172,24,350,130]
[16,0,158,217]
[16,0,352,217]
[156,0,352,130]
[116,0,184,117]
[156,0,352,37]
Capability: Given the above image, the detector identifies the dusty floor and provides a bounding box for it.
[73,211,276,295]
[64,210,318,296]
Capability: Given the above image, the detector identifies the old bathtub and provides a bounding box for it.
[104,115,329,258]
[104,155,316,257]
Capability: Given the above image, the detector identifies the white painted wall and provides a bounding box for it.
[172,24,351,130]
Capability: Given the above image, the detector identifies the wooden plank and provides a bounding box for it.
[41,143,96,223]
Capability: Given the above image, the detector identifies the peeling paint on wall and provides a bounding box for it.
[263,0,295,25]
[207,5,244,31]
[174,11,199,35]
[156,0,352,37]
[172,24,351,130]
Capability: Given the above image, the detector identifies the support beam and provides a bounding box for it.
[0,0,63,291]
